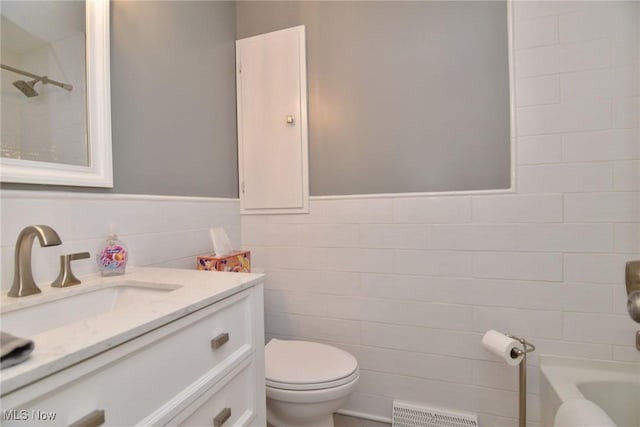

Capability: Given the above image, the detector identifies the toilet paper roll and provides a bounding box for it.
[553,399,616,427]
[481,330,523,366]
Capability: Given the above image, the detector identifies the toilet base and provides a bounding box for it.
[267,394,341,427]
[267,410,334,427]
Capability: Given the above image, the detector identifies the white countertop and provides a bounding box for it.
[0,267,264,395]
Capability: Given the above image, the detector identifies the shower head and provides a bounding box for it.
[2,64,73,96]
[13,80,39,98]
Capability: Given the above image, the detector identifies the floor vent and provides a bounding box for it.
[392,401,478,427]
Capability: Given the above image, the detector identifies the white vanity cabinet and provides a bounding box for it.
[1,284,266,427]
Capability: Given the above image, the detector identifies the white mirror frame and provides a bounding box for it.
[0,0,112,188]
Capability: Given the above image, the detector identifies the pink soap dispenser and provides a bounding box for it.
[97,226,128,276]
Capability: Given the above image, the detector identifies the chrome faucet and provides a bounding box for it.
[625,261,640,351]
[626,261,640,321]
[8,225,62,297]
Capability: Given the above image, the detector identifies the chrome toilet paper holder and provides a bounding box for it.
[507,335,536,427]
[507,334,536,358]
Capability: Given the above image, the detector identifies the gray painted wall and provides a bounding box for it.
[2,1,239,198]
[110,1,238,197]
[237,1,511,195]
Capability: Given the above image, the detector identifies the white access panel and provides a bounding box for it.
[236,25,309,214]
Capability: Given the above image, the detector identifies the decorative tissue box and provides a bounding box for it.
[197,251,251,273]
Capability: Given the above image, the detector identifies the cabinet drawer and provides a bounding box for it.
[2,291,254,427]
[172,358,257,427]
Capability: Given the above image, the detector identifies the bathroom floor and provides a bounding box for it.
[334,414,391,427]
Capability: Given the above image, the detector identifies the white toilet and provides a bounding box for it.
[265,339,360,427]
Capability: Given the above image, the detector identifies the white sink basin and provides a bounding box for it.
[0,280,182,337]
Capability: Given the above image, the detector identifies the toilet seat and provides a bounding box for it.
[266,368,360,391]
[265,339,359,391]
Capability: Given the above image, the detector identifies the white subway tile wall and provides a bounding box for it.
[248,2,640,425]
[0,193,240,290]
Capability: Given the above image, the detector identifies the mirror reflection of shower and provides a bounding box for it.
[1,63,73,98]
[0,0,88,166]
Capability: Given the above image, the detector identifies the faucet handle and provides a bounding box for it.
[51,252,90,288]
[68,252,90,262]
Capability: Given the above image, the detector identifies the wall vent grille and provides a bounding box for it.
[392,401,478,427]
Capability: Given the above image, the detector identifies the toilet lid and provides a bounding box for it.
[265,339,358,389]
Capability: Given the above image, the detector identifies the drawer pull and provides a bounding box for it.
[68,409,105,427]
[210,332,229,349]
[213,407,231,427]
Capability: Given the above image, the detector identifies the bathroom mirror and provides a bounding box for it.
[0,0,112,187]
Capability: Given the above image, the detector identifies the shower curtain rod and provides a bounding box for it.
[1,63,73,91]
